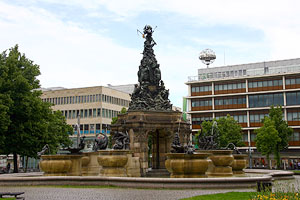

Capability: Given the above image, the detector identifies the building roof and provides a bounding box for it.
[188,58,300,82]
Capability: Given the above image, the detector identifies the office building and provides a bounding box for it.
[186,58,300,168]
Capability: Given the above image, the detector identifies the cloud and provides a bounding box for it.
[1,0,300,108]
[0,1,140,89]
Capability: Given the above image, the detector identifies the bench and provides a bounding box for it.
[0,192,25,199]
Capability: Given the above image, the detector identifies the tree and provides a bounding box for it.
[268,106,293,168]
[217,115,245,147]
[0,45,73,172]
[111,107,127,125]
[198,115,244,148]
[255,117,281,167]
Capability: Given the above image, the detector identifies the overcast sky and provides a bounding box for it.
[1,0,300,108]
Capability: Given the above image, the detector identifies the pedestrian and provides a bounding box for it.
[6,162,10,173]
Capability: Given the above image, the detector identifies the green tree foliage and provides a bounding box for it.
[256,106,293,168]
[111,107,127,124]
[0,45,73,172]
[217,115,245,147]
[255,117,281,163]
[198,115,244,148]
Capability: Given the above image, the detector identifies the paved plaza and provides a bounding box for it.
[0,173,298,200]
[0,186,255,200]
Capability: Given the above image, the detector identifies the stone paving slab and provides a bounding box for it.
[0,186,255,200]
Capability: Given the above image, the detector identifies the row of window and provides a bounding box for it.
[215,82,246,91]
[290,132,300,141]
[249,93,283,108]
[191,116,213,125]
[215,115,247,123]
[248,79,282,88]
[286,77,300,85]
[191,99,212,107]
[61,108,119,119]
[215,97,246,106]
[286,92,300,106]
[249,113,268,123]
[287,111,300,122]
[193,75,300,95]
[191,85,212,92]
[72,123,111,134]
[42,94,130,107]
[191,92,300,109]
[250,132,300,142]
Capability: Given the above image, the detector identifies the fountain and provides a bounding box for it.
[23,25,294,191]
[39,115,96,176]
[97,131,131,177]
[165,132,211,178]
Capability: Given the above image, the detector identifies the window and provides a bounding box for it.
[96,124,100,131]
[288,112,293,121]
[249,93,283,108]
[253,82,257,88]
[84,109,88,118]
[248,82,253,88]
[89,109,92,117]
[102,108,106,118]
[72,110,76,119]
[90,124,95,133]
[93,109,96,117]
[274,80,279,86]
[84,124,89,132]
[258,81,262,87]
[287,92,297,105]
[97,108,101,117]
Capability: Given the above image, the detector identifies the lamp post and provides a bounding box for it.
[246,144,254,169]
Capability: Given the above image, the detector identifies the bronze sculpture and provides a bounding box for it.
[93,133,108,151]
[129,25,172,111]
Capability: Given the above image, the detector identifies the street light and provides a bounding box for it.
[246,145,254,169]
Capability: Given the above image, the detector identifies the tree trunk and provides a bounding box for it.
[267,154,272,170]
[25,156,29,173]
[274,149,281,169]
[13,152,18,173]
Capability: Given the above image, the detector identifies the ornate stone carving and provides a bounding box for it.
[129,25,172,111]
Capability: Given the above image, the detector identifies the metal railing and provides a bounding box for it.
[187,65,300,82]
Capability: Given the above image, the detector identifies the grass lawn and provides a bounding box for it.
[181,192,256,200]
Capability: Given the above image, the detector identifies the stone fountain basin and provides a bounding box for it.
[39,155,83,176]
[165,153,211,178]
[97,150,129,167]
[232,154,248,174]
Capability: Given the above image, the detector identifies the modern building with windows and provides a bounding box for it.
[186,58,300,168]
[41,84,133,145]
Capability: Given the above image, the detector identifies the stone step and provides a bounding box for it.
[145,169,170,177]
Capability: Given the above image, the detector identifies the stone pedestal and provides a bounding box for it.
[206,150,234,177]
[232,154,247,174]
[111,110,190,176]
[126,152,141,177]
[39,155,83,176]
[165,153,211,178]
[97,150,129,177]
[82,152,101,176]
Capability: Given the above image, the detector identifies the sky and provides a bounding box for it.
[1,0,300,108]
